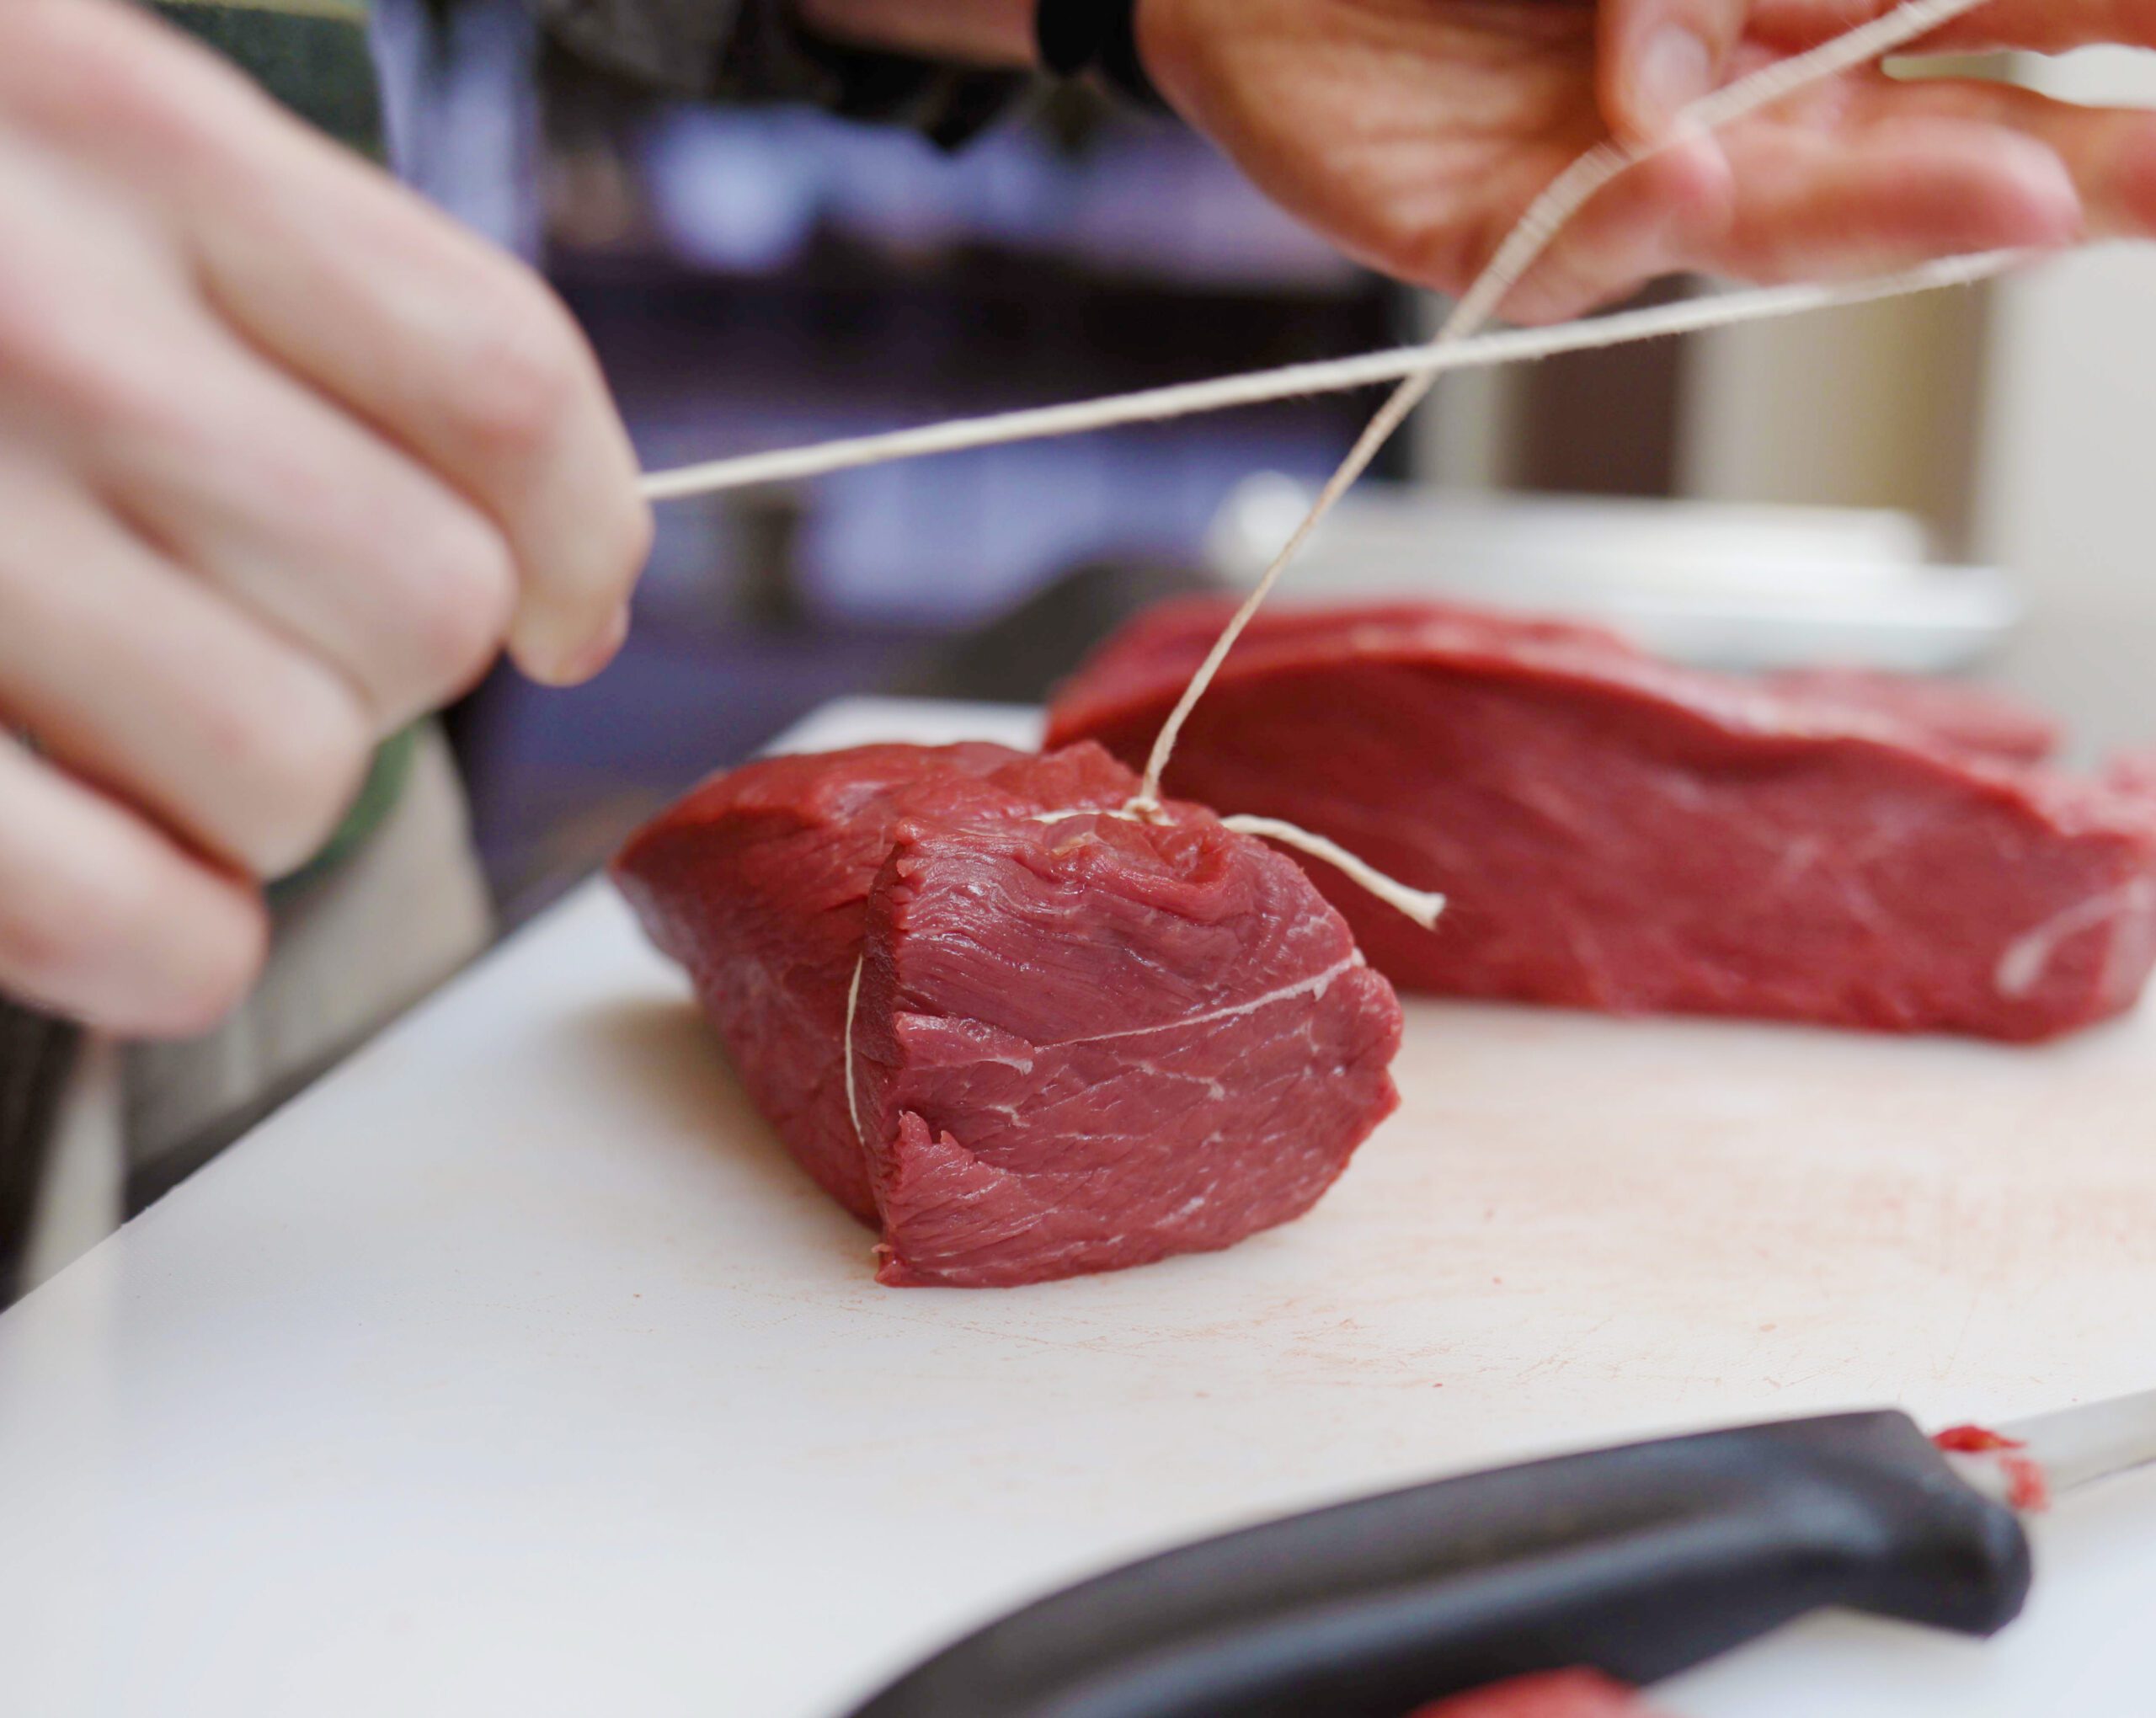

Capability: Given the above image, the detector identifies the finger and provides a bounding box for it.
[1503,137,1738,322]
[1842,77,2156,237]
[0,34,519,733]
[1601,0,1753,141]
[64,304,520,734]
[0,736,266,1038]
[188,172,654,687]
[0,451,374,878]
[1707,114,2083,280]
[5,0,651,685]
[1749,0,2156,56]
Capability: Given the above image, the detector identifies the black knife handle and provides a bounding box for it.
[845,1411,2030,1718]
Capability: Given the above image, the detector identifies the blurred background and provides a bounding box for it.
[389,8,2156,926]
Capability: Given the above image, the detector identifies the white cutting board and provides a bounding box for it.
[2,696,2152,1718]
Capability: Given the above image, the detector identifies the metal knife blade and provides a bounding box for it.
[1996,1385,2156,1495]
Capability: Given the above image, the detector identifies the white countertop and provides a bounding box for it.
[3,697,2152,1718]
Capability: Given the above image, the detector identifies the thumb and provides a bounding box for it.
[1600,0,1751,143]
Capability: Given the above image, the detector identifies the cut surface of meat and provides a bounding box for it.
[613,741,1403,1287]
[1049,599,2156,1042]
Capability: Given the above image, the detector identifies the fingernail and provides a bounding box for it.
[566,603,632,683]
[1633,26,1713,138]
[531,602,631,687]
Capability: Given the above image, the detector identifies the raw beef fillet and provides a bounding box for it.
[612,741,1403,1287]
[1049,600,2156,1042]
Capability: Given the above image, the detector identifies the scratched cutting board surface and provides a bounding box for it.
[2,696,2153,1718]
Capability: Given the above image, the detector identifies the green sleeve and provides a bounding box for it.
[151,0,386,157]
[150,0,411,891]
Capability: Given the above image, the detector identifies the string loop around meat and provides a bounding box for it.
[844,954,867,1146]
[1033,803,1444,928]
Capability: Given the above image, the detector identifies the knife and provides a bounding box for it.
[844,1390,2156,1718]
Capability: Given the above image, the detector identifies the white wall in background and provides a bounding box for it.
[1676,286,1981,541]
[1674,47,2156,568]
[1972,50,2156,616]
[1409,291,1531,491]
[1425,46,2155,559]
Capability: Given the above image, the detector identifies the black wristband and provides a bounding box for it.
[1036,0,1165,110]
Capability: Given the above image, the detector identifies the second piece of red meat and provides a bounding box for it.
[614,741,1404,1287]
[1050,599,2156,1043]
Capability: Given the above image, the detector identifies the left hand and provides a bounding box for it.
[1134,0,2156,321]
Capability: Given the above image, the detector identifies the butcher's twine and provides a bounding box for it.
[1219,818,1446,930]
[844,953,867,1144]
[1030,803,1443,925]
[1129,0,2007,808]
[635,251,2020,503]
[642,0,2010,526]
[696,0,2026,962]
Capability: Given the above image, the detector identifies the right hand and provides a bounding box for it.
[0,0,651,1037]
[1138,0,2156,322]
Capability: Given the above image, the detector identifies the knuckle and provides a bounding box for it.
[56,339,189,448]
[107,868,267,1038]
[0,257,163,440]
[3,0,124,89]
[152,894,270,1038]
[451,280,590,467]
[0,265,209,463]
[0,887,97,1003]
[206,670,374,875]
[9,0,235,168]
[598,491,656,595]
[0,834,264,1034]
[1372,209,1480,301]
[401,510,517,695]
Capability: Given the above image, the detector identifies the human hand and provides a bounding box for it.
[1137,0,2156,320]
[0,0,650,1035]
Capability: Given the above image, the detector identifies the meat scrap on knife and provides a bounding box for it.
[1407,1668,1674,1718]
[614,742,1403,1287]
[1050,599,2156,1043]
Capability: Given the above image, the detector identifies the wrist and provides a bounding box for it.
[794,0,1038,67]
